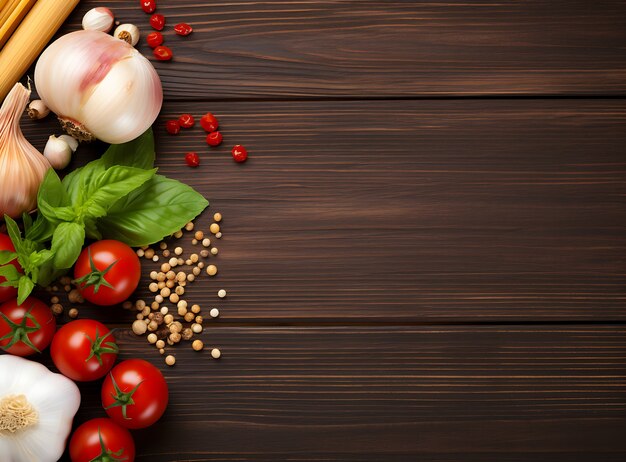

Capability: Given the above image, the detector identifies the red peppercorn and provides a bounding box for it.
[146,31,164,48]
[150,13,165,31]
[165,120,180,135]
[185,152,200,168]
[153,45,173,61]
[179,114,195,128]
[231,145,248,163]
[174,23,193,36]
[200,113,219,133]
[206,131,223,147]
[141,0,156,14]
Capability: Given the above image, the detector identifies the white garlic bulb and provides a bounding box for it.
[0,83,51,218]
[44,135,72,170]
[34,30,163,144]
[59,134,78,152]
[27,99,50,120]
[114,23,140,47]
[82,7,115,33]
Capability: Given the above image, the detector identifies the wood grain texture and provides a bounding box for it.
[49,326,625,460]
[22,100,626,322]
[46,0,626,99]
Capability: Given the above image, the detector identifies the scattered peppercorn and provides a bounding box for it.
[218,289,227,298]
[68,308,79,319]
[192,340,204,351]
[213,213,222,222]
[211,348,221,359]
[165,355,176,366]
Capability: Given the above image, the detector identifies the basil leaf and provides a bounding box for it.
[25,215,56,243]
[38,199,76,223]
[0,264,20,285]
[97,175,209,246]
[82,166,156,217]
[51,222,85,269]
[4,215,22,252]
[39,169,70,207]
[63,159,106,205]
[17,276,35,305]
[102,128,155,169]
[0,250,17,265]
[22,213,33,233]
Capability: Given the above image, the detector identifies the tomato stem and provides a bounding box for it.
[88,427,128,462]
[0,305,42,353]
[84,328,119,366]
[73,248,117,294]
[104,373,143,420]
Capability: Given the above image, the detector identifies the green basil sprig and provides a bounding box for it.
[1,128,209,303]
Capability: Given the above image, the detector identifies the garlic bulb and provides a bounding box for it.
[0,355,81,462]
[82,7,115,33]
[114,23,140,47]
[34,30,163,144]
[59,134,78,152]
[0,83,51,218]
[26,100,49,120]
[43,135,72,170]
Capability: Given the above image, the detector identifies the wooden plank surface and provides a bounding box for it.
[51,326,625,460]
[52,0,626,99]
[22,100,626,322]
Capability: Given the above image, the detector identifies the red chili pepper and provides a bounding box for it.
[231,145,248,163]
[153,45,173,61]
[166,120,180,135]
[150,13,165,31]
[200,113,219,133]
[141,0,156,14]
[146,31,164,48]
[174,23,193,36]
[185,152,200,168]
[206,131,223,147]
[179,114,195,128]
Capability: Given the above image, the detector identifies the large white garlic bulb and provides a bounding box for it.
[34,30,162,144]
[0,355,81,462]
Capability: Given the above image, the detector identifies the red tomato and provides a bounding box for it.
[102,359,169,429]
[0,297,55,356]
[200,113,219,132]
[0,233,20,303]
[51,319,118,382]
[70,418,135,462]
[146,31,164,48]
[74,240,141,306]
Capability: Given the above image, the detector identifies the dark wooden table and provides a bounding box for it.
[16,1,626,460]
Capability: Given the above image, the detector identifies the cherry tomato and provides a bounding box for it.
[0,233,20,303]
[74,240,141,306]
[102,359,169,429]
[200,113,219,132]
[141,0,156,14]
[185,152,200,168]
[150,13,165,31]
[0,297,55,356]
[174,23,193,36]
[231,145,248,163]
[153,45,173,61]
[179,114,195,128]
[70,418,135,462]
[146,31,164,48]
[165,119,180,135]
[51,319,118,382]
[206,131,223,147]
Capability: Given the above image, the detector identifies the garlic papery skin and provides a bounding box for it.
[0,83,51,218]
[34,30,163,144]
[27,99,50,120]
[44,135,72,170]
[0,355,81,462]
[114,23,140,47]
[59,134,79,152]
[82,7,115,33]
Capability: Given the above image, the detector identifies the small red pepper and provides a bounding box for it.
[146,31,164,48]
[231,145,248,163]
[200,113,219,133]
[179,114,195,128]
[165,120,180,135]
[141,0,156,14]
[185,152,200,168]
[153,45,173,61]
[150,13,165,31]
[174,23,193,36]
[206,131,223,147]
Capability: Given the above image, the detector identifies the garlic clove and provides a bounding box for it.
[114,23,140,47]
[58,134,79,153]
[27,99,50,120]
[82,7,115,33]
[44,135,72,170]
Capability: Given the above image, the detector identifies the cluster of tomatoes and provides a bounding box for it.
[141,0,192,61]
[0,234,165,461]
